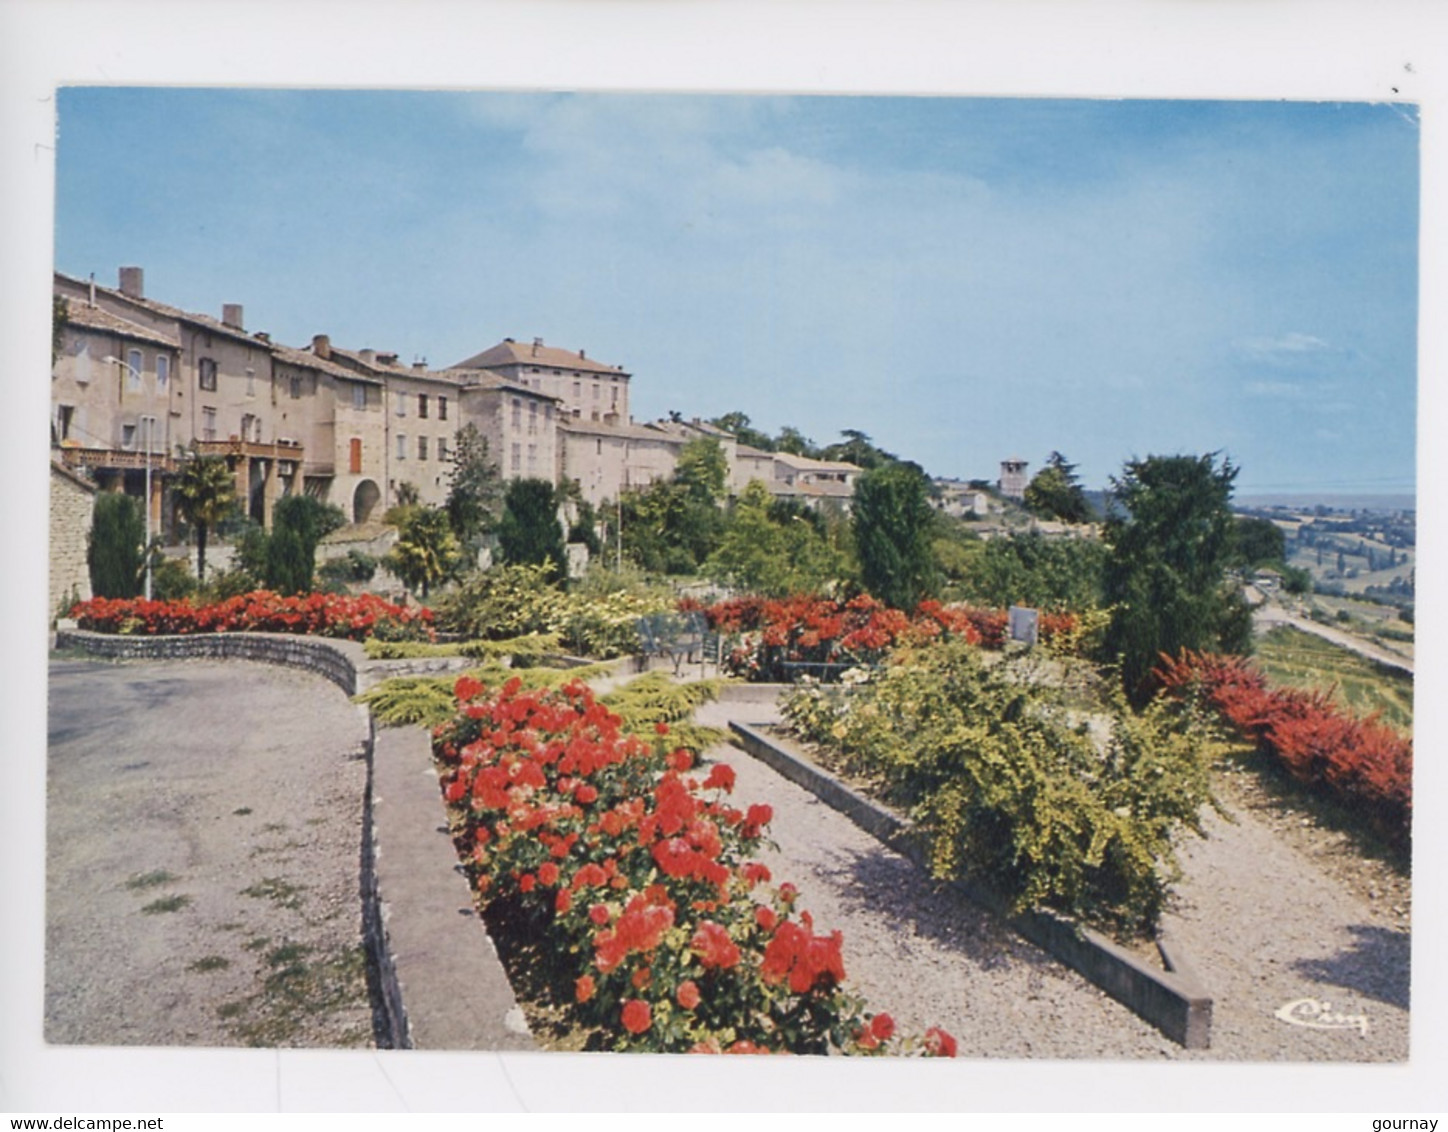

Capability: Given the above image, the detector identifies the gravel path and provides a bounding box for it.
[46,657,376,1048]
[696,696,1410,1061]
[695,700,1182,1059]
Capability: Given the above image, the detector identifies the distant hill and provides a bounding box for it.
[1235,493,1415,515]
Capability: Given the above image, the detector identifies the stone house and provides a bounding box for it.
[49,459,96,614]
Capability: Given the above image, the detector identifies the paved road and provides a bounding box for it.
[1252,603,1413,675]
[46,657,375,1047]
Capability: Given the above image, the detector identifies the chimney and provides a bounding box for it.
[378,352,398,366]
[222,303,244,330]
[359,348,377,366]
[412,360,427,371]
[253,331,271,343]
[312,334,331,359]
[532,336,542,356]
[579,348,586,360]
[88,273,96,307]
[118,266,144,299]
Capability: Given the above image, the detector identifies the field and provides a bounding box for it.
[1252,625,1414,733]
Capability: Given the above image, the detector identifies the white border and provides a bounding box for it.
[3,0,1444,1115]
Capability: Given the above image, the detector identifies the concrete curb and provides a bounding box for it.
[728,720,1213,1049]
[368,724,535,1050]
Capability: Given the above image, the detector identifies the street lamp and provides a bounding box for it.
[104,355,153,600]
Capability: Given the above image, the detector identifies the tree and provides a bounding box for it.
[1101,453,1252,705]
[820,429,897,471]
[852,462,938,610]
[1233,516,1287,569]
[674,437,728,504]
[172,450,236,582]
[385,506,462,598]
[497,478,567,580]
[706,480,851,596]
[88,492,145,599]
[445,423,504,550]
[264,523,313,596]
[710,412,776,452]
[1024,452,1093,524]
[774,425,818,457]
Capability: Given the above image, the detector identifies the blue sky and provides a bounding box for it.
[54,88,1419,496]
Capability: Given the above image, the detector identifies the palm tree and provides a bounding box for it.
[172,449,236,582]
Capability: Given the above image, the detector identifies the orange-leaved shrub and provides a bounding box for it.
[1154,649,1411,846]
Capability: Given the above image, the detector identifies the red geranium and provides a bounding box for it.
[621,999,652,1035]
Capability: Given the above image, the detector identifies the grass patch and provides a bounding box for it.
[240,877,305,910]
[219,944,371,1048]
[242,936,271,952]
[124,870,177,890]
[1254,625,1413,732]
[188,955,231,973]
[233,807,253,816]
[140,894,191,914]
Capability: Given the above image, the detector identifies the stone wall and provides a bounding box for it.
[49,462,95,618]
[54,628,366,696]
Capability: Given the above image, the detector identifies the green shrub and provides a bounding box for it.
[150,556,198,602]
[88,492,145,599]
[782,640,1216,936]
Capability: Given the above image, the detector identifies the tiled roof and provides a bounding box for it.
[451,338,630,377]
[559,418,684,444]
[270,342,378,384]
[772,451,862,475]
[59,299,181,349]
[56,271,261,347]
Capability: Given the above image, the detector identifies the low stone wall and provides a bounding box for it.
[728,720,1213,1049]
[54,627,366,696]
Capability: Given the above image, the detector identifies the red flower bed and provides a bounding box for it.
[433,675,958,1056]
[699,593,1078,681]
[1155,649,1412,845]
[69,590,433,642]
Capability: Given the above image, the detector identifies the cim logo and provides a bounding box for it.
[1274,997,1369,1036]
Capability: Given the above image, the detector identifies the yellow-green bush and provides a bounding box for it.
[782,640,1217,936]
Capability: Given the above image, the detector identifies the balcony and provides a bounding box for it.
[58,446,176,474]
[194,437,305,462]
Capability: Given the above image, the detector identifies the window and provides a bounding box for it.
[418,436,428,460]
[511,398,522,429]
[418,394,428,419]
[528,401,538,435]
[156,355,169,389]
[56,405,74,442]
[127,349,143,392]
[245,368,255,396]
[199,358,218,391]
[592,383,600,400]
[573,380,581,399]
[438,396,447,421]
[121,423,137,449]
[397,434,407,460]
[202,407,217,441]
[596,439,602,456]
[510,442,521,473]
[527,443,537,474]
[352,383,366,409]
[396,392,406,417]
[139,414,158,454]
[349,438,363,474]
[290,375,302,399]
[438,436,449,461]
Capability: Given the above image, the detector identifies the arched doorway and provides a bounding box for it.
[352,479,381,523]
